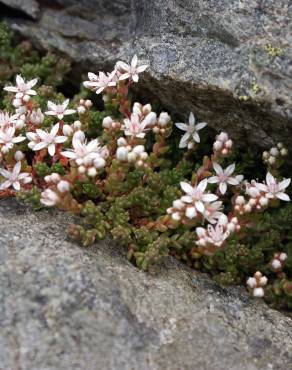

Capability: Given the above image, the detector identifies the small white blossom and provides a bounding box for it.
[28,108,44,126]
[4,75,38,98]
[0,162,31,191]
[27,123,67,156]
[180,179,218,213]
[208,163,243,195]
[0,111,19,128]
[115,55,148,83]
[45,99,76,120]
[175,112,207,148]
[123,113,149,138]
[61,131,106,168]
[83,71,117,94]
[261,172,291,201]
[0,126,26,153]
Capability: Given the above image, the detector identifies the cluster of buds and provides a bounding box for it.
[116,138,148,167]
[247,271,268,297]
[262,143,288,166]
[270,252,287,272]
[152,112,171,135]
[41,173,71,206]
[102,116,121,131]
[213,132,233,157]
[233,191,268,214]
[62,120,82,137]
[77,99,93,115]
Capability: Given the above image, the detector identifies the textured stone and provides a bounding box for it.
[0,198,291,370]
[1,0,292,147]
[0,0,39,19]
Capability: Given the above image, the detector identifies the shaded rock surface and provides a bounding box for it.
[1,0,292,147]
[0,198,291,370]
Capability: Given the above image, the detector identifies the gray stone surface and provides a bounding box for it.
[1,0,292,147]
[0,0,39,19]
[0,198,291,370]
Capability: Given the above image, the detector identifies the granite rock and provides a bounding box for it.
[1,0,292,147]
[0,198,291,370]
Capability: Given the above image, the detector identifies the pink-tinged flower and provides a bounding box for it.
[4,75,38,98]
[203,201,224,224]
[0,126,26,153]
[0,111,19,128]
[45,99,76,120]
[41,188,60,207]
[255,173,291,201]
[123,113,149,138]
[208,163,243,195]
[61,131,107,169]
[180,179,218,213]
[115,55,148,83]
[27,123,67,156]
[196,223,230,248]
[0,162,31,191]
[28,108,44,126]
[175,112,207,148]
[83,71,117,94]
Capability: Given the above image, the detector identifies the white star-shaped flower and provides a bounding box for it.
[0,162,31,191]
[0,126,26,153]
[61,131,104,165]
[180,179,218,213]
[261,172,291,201]
[27,123,67,156]
[83,71,117,94]
[175,112,207,148]
[208,163,243,195]
[123,113,149,138]
[45,99,76,120]
[4,75,38,98]
[0,111,19,128]
[115,55,148,83]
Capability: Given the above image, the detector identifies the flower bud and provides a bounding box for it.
[133,102,142,115]
[74,130,85,142]
[116,147,129,161]
[102,116,113,128]
[217,132,228,142]
[133,145,145,154]
[117,137,127,147]
[185,206,197,219]
[77,106,86,114]
[73,120,82,130]
[158,112,170,127]
[87,167,97,177]
[280,148,288,156]
[57,180,71,193]
[127,152,137,162]
[143,112,157,127]
[270,147,279,157]
[93,157,106,169]
[14,150,24,161]
[142,104,152,115]
[63,124,73,136]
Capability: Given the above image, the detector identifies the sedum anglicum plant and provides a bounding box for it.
[0,25,291,310]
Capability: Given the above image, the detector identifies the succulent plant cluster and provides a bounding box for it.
[0,22,291,310]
